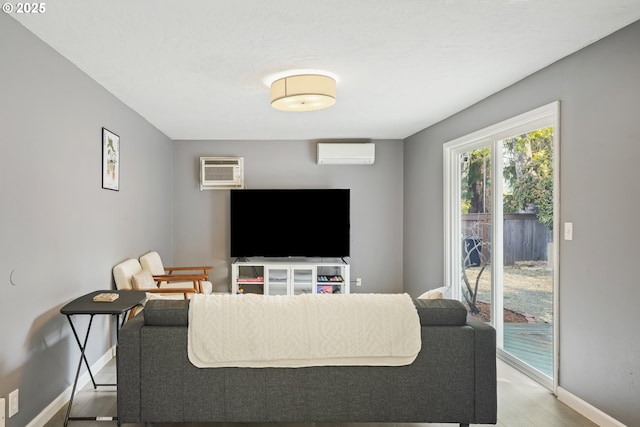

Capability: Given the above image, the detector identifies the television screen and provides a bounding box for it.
[230,189,350,258]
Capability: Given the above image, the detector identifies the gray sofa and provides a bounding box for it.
[117,298,497,426]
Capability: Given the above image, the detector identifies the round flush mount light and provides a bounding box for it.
[270,74,336,112]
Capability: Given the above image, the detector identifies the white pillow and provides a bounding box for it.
[131,270,156,290]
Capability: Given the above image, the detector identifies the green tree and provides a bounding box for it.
[503,127,554,229]
[461,147,491,214]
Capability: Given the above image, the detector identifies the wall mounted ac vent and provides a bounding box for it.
[200,157,244,190]
[317,143,375,165]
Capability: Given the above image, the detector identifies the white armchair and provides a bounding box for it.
[139,251,213,294]
[113,258,203,299]
[113,258,206,319]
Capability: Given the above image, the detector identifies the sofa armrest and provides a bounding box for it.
[466,316,497,424]
[413,298,468,326]
[117,312,145,423]
[144,299,190,326]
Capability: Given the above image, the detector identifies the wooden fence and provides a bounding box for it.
[462,213,552,266]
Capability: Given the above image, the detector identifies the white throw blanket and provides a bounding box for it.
[188,293,421,368]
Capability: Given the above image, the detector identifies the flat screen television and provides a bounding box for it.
[230,189,350,258]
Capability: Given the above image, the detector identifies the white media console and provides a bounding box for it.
[231,258,350,295]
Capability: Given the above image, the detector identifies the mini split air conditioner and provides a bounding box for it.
[317,143,375,165]
[200,157,244,190]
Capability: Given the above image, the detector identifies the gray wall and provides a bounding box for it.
[404,20,640,425]
[172,140,403,294]
[0,14,173,426]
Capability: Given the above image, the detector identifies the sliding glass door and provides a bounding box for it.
[444,103,559,390]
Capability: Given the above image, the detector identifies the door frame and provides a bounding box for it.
[443,101,560,392]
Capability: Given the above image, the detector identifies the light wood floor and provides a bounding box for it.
[44,358,596,427]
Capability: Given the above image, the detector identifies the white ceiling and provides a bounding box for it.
[10,1,640,140]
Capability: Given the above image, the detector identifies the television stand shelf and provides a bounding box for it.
[231,258,350,296]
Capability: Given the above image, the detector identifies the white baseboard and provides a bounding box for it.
[557,386,626,427]
[26,347,115,427]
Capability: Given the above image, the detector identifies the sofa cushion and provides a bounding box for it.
[144,299,189,326]
[143,298,468,328]
[413,298,468,326]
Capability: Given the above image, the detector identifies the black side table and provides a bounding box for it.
[60,290,146,426]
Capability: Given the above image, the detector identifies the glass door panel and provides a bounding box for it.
[291,266,314,294]
[501,127,554,380]
[460,147,494,324]
[266,267,289,295]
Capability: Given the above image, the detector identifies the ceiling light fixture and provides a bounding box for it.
[270,74,336,112]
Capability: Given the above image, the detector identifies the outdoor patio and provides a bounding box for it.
[504,322,553,377]
[465,261,554,378]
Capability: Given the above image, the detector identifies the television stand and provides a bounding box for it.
[231,258,350,295]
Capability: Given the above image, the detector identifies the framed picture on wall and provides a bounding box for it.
[102,127,119,191]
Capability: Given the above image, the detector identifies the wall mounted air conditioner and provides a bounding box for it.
[317,143,375,165]
[200,157,244,190]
